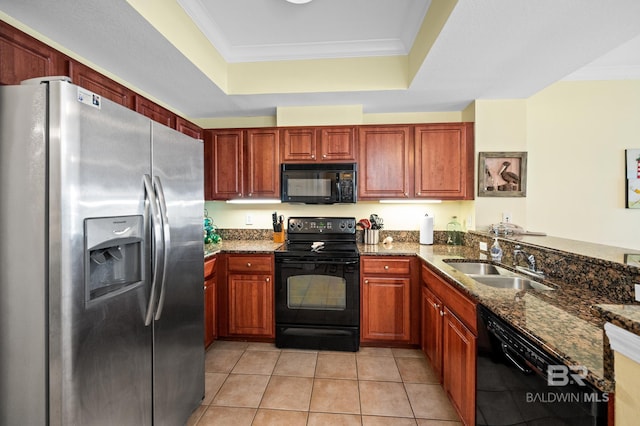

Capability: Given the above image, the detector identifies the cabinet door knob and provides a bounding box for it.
[247,262,251,267]
[248,193,252,197]
[311,155,315,159]
[265,277,270,282]
[417,192,421,195]
[364,279,369,284]
[322,154,327,158]
[384,265,389,270]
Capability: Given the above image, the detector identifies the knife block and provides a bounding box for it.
[273,230,285,243]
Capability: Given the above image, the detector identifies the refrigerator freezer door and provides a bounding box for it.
[0,83,48,426]
[150,122,205,425]
[49,81,154,425]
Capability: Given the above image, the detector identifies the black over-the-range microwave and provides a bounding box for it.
[280,163,357,204]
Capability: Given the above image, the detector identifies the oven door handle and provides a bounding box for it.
[501,343,533,375]
[277,258,359,265]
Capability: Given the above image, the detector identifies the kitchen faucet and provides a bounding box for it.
[513,245,545,279]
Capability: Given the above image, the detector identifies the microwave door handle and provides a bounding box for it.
[336,178,342,201]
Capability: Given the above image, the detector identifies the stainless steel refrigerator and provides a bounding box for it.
[0,78,205,425]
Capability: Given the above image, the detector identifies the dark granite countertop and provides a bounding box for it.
[204,240,283,258]
[362,242,615,391]
[204,239,630,391]
[593,305,640,338]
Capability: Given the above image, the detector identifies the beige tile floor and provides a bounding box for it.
[187,341,462,426]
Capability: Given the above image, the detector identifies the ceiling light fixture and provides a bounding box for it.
[285,0,312,4]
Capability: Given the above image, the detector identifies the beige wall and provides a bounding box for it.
[614,352,640,426]
[205,200,474,233]
[473,99,528,231]
[526,80,640,250]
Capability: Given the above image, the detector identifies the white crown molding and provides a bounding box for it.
[604,322,640,364]
[178,0,410,63]
[227,39,407,63]
[178,0,234,60]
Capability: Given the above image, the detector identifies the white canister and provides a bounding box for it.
[420,214,434,245]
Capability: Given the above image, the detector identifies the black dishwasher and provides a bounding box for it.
[476,305,608,425]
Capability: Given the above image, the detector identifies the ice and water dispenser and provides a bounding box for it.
[84,216,144,305]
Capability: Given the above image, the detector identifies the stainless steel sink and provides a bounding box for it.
[471,275,555,291]
[445,261,512,275]
[444,260,555,291]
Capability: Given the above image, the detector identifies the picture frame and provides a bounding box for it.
[478,151,527,197]
[625,149,640,209]
[624,253,640,268]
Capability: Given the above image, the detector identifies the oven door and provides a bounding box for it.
[275,257,359,327]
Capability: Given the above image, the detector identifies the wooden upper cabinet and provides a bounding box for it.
[281,127,316,162]
[204,129,243,200]
[358,125,412,199]
[68,61,134,108]
[204,128,280,200]
[414,123,474,200]
[319,126,357,162]
[134,95,176,129]
[176,117,203,140]
[0,21,66,85]
[246,128,280,199]
[281,126,356,163]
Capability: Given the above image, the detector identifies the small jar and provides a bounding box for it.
[446,216,462,246]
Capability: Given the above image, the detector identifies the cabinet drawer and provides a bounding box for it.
[228,255,272,273]
[204,257,217,279]
[362,257,411,275]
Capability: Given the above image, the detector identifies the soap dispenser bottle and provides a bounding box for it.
[490,238,503,262]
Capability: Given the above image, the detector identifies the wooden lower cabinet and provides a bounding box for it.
[421,262,477,426]
[224,254,274,338]
[362,275,411,342]
[204,256,217,348]
[228,273,274,336]
[361,256,419,344]
[442,306,476,425]
[421,286,443,375]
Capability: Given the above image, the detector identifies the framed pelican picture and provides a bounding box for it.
[478,151,528,197]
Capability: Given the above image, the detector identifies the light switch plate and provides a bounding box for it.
[635,284,640,302]
[479,242,488,251]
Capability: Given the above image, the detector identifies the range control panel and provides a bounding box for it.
[287,217,356,234]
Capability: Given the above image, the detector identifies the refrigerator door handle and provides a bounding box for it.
[153,176,171,321]
[143,174,164,326]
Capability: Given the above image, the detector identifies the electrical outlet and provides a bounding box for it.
[502,212,512,223]
[635,284,640,302]
[245,214,253,225]
[479,241,488,251]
